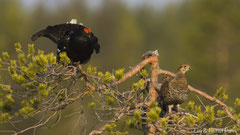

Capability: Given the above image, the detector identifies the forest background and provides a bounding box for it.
[0,0,240,134]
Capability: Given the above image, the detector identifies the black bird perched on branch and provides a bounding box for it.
[158,64,191,115]
[31,19,100,64]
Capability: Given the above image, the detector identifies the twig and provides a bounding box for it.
[188,85,239,126]
[89,106,130,135]
[13,111,58,135]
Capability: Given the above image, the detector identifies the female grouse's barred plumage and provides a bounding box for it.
[31,19,100,64]
[158,64,191,115]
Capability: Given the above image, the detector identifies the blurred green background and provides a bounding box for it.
[0,0,240,134]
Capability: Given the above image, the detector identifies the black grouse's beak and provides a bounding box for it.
[189,67,192,70]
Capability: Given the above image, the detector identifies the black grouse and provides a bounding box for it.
[158,64,191,115]
[31,19,100,64]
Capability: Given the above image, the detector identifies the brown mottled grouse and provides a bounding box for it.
[158,64,191,115]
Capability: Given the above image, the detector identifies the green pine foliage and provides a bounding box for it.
[0,43,71,123]
[114,68,125,80]
[0,43,239,134]
[2,52,9,62]
[214,87,228,101]
[59,52,70,65]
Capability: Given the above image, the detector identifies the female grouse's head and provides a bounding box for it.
[178,64,191,74]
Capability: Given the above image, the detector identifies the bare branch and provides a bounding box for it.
[13,111,58,135]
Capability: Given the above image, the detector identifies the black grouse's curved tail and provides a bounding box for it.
[31,29,58,44]
[31,24,80,43]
